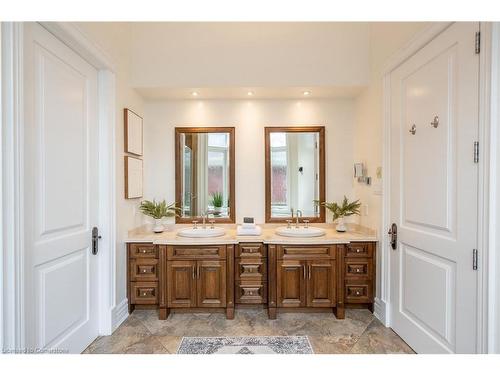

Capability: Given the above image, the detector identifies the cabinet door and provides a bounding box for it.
[277,260,306,307]
[306,260,336,307]
[167,260,197,308]
[196,260,227,308]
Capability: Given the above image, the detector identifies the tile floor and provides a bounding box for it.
[83,308,414,354]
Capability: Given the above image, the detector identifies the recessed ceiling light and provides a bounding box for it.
[191,91,199,97]
[303,91,311,96]
[247,91,254,96]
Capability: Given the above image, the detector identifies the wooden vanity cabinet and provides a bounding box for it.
[235,243,268,305]
[167,259,227,308]
[271,244,339,318]
[342,242,376,313]
[127,243,161,314]
[127,240,376,322]
[166,244,234,319]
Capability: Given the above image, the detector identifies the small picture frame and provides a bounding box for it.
[125,155,143,199]
[124,108,143,156]
[354,163,364,178]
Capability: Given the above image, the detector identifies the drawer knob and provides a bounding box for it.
[356,291,361,295]
[143,269,147,273]
[142,292,147,296]
[142,250,147,253]
[356,249,361,253]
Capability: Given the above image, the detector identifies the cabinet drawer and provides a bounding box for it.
[167,245,226,260]
[236,258,267,280]
[237,243,267,258]
[235,281,267,304]
[130,259,159,281]
[345,281,373,303]
[344,258,373,279]
[278,245,335,259]
[129,243,157,258]
[346,242,373,258]
[130,282,158,304]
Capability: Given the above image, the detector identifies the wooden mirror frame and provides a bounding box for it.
[265,126,325,223]
[175,127,236,223]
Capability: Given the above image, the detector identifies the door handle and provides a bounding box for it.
[388,223,397,250]
[91,227,101,255]
[308,265,312,279]
[303,264,306,279]
[197,265,201,279]
[192,265,196,279]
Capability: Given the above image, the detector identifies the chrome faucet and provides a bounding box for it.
[296,210,303,228]
[202,211,207,229]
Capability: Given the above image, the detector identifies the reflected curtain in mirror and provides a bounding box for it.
[265,126,325,223]
[175,127,235,223]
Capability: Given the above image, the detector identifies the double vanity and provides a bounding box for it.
[127,125,376,321]
[126,224,377,320]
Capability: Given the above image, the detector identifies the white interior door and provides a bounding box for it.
[389,22,479,353]
[23,22,99,353]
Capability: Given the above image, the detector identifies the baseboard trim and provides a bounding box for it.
[374,297,388,326]
[111,298,129,333]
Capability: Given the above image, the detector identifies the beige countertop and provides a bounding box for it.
[126,223,378,245]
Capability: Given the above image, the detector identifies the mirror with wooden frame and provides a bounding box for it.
[265,126,325,223]
[175,127,235,223]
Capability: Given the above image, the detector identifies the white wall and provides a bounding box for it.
[352,22,431,311]
[353,22,430,231]
[74,23,145,307]
[143,99,357,224]
[130,22,370,89]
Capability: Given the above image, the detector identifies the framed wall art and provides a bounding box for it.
[124,155,143,199]
[124,108,143,156]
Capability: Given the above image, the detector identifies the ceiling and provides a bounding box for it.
[129,22,371,99]
[135,86,366,100]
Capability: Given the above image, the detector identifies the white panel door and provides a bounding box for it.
[389,22,479,353]
[23,23,99,353]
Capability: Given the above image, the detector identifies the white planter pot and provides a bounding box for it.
[153,218,164,233]
[335,217,347,232]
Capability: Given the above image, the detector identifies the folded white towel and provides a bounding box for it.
[237,225,262,236]
[241,222,256,229]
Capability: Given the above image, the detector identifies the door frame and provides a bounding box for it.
[1,21,117,350]
[381,21,500,353]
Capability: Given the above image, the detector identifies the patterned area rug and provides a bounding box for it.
[177,336,314,354]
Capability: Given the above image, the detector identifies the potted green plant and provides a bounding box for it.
[210,192,223,216]
[315,196,361,232]
[139,199,180,233]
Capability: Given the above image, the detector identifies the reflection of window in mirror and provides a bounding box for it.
[270,132,320,217]
[265,127,325,223]
[176,128,235,223]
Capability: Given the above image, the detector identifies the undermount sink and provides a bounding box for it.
[275,226,326,238]
[177,227,226,238]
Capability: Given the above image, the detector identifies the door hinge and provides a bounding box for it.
[475,31,481,54]
[474,141,479,163]
[473,249,478,270]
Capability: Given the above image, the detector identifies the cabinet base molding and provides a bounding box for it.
[345,303,375,312]
[276,307,342,317]
[167,307,229,314]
